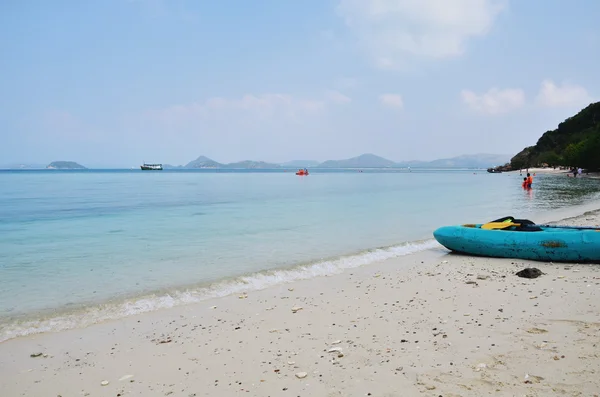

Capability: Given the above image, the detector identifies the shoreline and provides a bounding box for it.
[2,197,600,344]
[0,239,439,343]
[507,167,600,179]
[1,206,600,396]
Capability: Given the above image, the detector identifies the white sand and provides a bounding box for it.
[508,167,600,178]
[508,167,565,175]
[1,209,600,396]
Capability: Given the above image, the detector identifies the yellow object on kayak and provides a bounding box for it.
[480,222,521,230]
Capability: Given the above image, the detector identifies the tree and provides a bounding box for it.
[511,102,599,170]
[537,151,562,167]
[563,142,584,167]
[578,131,600,170]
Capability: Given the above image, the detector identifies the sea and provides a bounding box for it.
[1,168,599,342]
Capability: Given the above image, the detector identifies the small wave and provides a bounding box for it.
[0,239,440,343]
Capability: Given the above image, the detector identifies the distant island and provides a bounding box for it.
[318,153,397,169]
[3,154,512,171]
[508,101,599,171]
[180,153,511,170]
[280,160,322,168]
[46,161,87,170]
[184,156,281,169]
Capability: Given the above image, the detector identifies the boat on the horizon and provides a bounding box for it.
[140,163,163,171]
[433,216,600,263]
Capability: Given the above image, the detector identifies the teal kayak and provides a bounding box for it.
[433,219,600,263]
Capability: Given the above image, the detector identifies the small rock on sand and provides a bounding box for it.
[516,268,543,279]
[295,372,307,379]
[30,352,43,358]
[101,380,109,386]
[291,306,303,313]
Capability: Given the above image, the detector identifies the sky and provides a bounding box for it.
[1,0,599,167]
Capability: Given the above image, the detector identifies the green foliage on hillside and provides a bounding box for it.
[510,102,600,170]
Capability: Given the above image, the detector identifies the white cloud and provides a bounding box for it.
[324,90,352,104]
[379,94,404,109]
[461,87,525,115]
[151,92,350,125]
[535,80,593,108]
[336,0,506,68]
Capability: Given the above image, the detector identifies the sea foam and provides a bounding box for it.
[0,239,440,342]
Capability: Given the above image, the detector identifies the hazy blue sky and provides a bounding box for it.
[1,0,599,167]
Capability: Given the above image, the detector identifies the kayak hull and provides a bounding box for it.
[433,225,600,263]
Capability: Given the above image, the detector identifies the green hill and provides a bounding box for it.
[511,102,600,170]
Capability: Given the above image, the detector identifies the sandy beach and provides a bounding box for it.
[508,167,600,179]
[1,209,599,397]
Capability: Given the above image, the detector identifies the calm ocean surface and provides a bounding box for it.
[1,169,599,341]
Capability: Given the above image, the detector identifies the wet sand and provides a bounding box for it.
[1,210,599,397]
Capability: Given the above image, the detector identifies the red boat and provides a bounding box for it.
[296,169,309,176]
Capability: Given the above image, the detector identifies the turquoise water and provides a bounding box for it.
[1,169,599,341]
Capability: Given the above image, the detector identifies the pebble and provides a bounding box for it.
[295,372,308,379]
[291,306,303,313]
[100,380,109,386]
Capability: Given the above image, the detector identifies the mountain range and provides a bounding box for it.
[180,153,511,169]
[0,154,511,170]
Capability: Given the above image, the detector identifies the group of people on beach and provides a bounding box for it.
[568,167,583,177]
